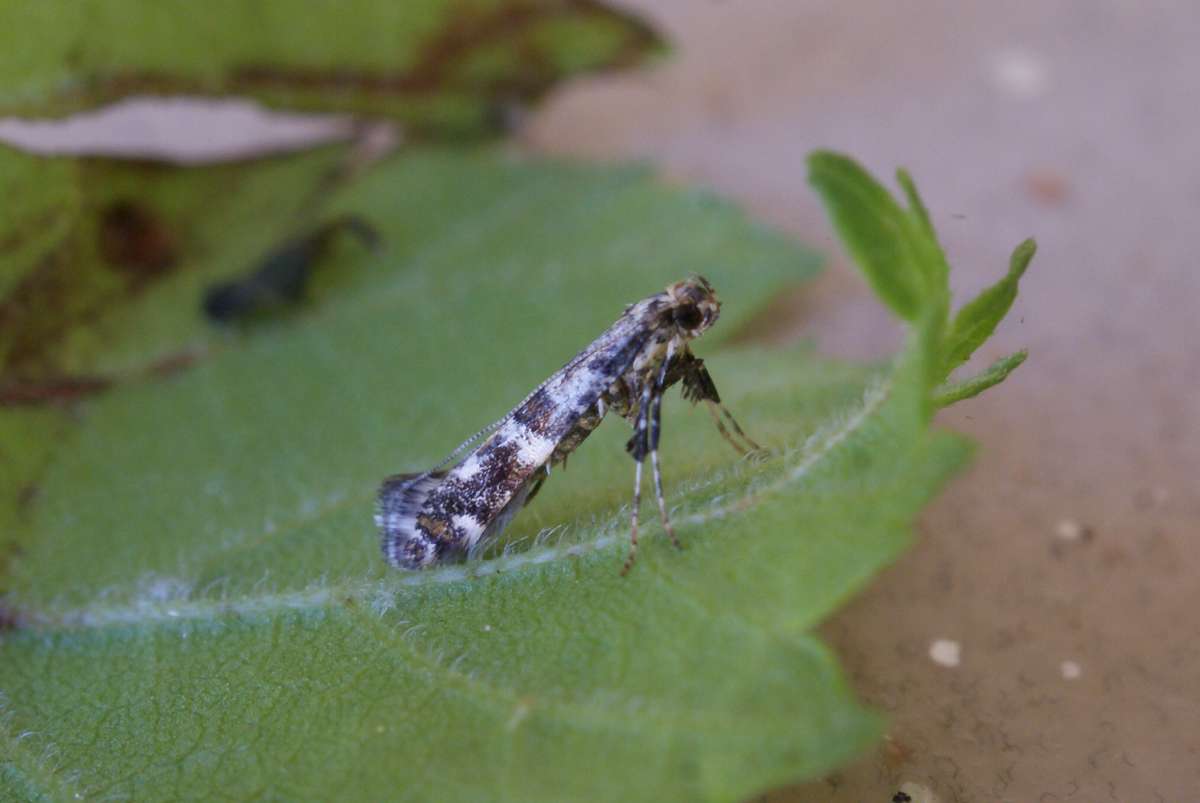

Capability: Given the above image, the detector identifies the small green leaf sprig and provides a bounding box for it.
[808,152,1033,411]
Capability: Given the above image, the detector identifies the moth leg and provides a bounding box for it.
[523,468,548,507]
[648,343,681,550]
[680,354,761,455]
[649,387,680,550]
[705,401,763,455]
[622,383,653,576]
[623,457,644,576]
[715,401,761,453]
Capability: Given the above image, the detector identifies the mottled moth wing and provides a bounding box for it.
[376,471,447,568]
[378,319,652,569]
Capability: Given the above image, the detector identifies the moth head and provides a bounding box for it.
[665,275,721,337]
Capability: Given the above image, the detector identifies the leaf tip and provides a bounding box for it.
[805,150,856,183]
[895,167,934,235]
[1009,237,1037,279]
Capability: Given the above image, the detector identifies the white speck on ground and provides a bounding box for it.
[898,781,940,803]
[1061,660,1082,680]
[1056,519,1084,541]
[929,639,961,668]
[989,49,1050,99]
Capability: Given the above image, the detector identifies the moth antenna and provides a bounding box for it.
[432,421,504,470]
[432,338,611,470]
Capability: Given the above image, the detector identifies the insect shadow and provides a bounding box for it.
[203,215,380,324]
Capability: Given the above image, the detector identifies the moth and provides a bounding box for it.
[376,276,758,574]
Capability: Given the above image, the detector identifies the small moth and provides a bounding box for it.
[377,276,758,574]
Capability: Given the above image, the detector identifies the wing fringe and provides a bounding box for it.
[376,471,447,569]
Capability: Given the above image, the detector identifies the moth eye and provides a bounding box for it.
[673,304,704,330]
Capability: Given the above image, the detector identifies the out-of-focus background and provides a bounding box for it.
[3,1,1195,800]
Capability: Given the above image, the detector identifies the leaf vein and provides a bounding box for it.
[24,374,890,634]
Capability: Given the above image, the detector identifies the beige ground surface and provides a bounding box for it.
[526,2,1199,801]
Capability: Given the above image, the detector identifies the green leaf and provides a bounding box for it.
[933,349,1028,408]
[0,149,1030,801]
[0,0,661,137]
[0,148,78,299]
[941,238,1035,378]
[895,167,951,294]
[808,152,1032,405]
[806,152,948,323]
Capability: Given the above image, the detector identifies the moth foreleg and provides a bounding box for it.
[523,467,549,507]
[649,345,681,551]
[622,383,653,576]
[648,387,680,551]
